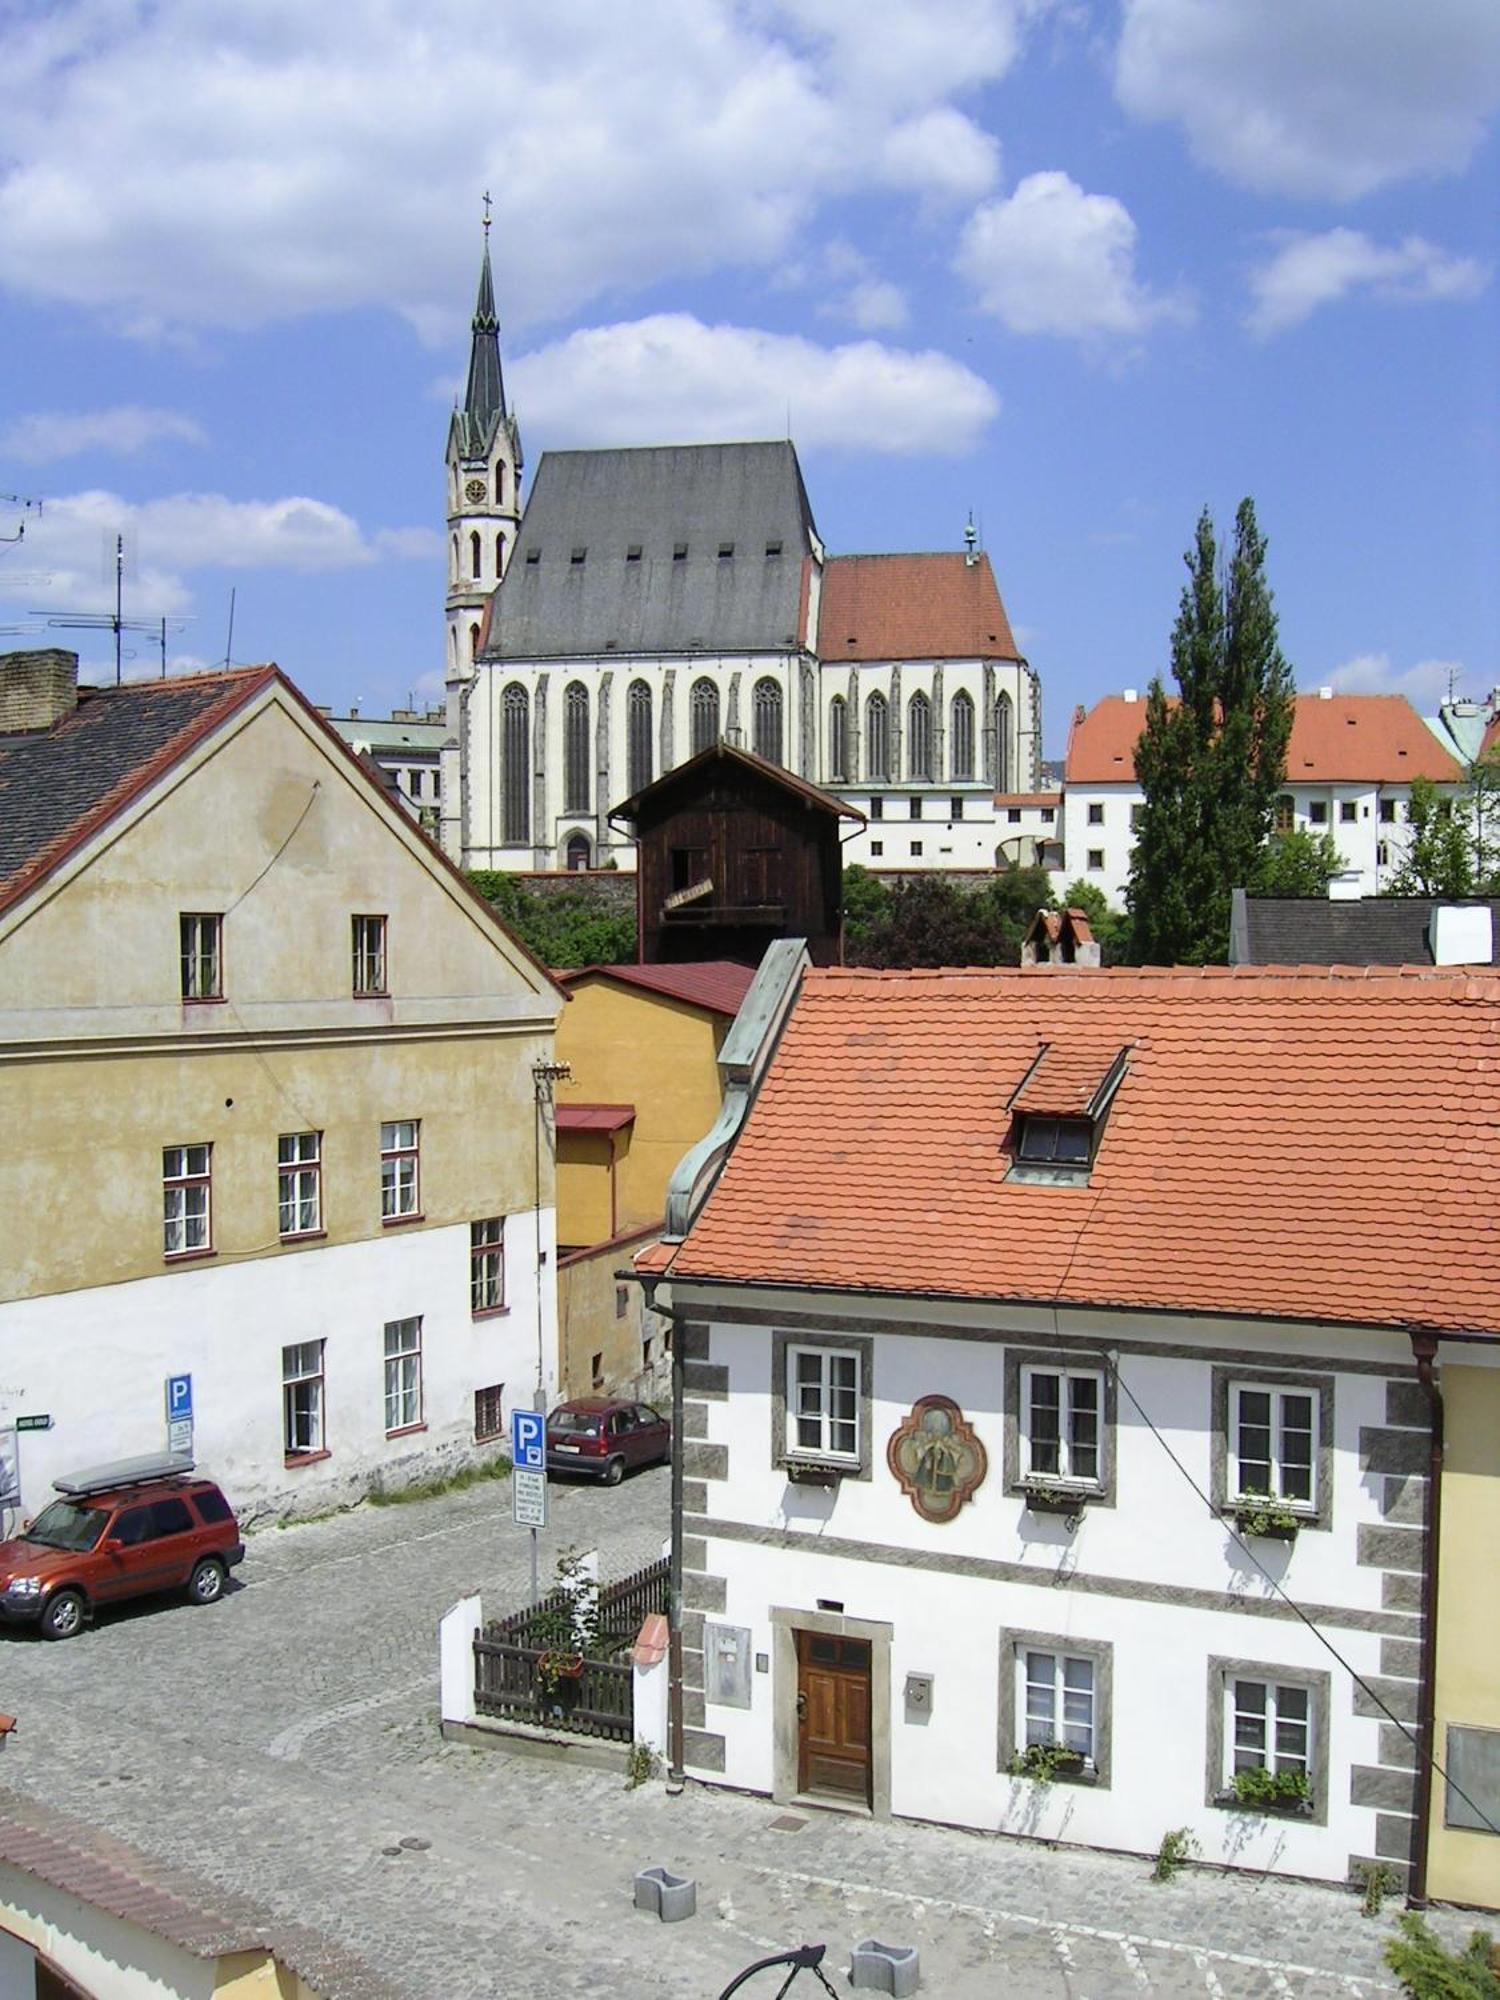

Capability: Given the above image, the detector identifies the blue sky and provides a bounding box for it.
[1,0,1496,761]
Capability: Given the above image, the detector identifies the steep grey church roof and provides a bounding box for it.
[449,235,517,465]
[481,442,818,660]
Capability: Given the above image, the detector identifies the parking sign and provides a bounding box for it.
[166,1374,193,1422]
[510,1408,544,1471]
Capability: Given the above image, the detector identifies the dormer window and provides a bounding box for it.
[570,547,586,566]
[524,548,541,566]
[1005,1042,1129,1185]
[718,541,735,560]
[626,544,642,563]
[1017,1117,1091,1166]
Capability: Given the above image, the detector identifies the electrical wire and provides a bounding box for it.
[1104,1349,1499,1838]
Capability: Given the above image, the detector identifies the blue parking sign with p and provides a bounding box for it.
[166,1374,193,1422]
[511,1408,544,1470]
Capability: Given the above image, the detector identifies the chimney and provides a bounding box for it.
[0,648,80,733]
[1122,688,1138,704]
[1318,686,1333,700]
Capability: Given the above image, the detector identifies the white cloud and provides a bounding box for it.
[0,0,1026,339]
[1,405,207,465]
[509,315,998,454]
[1326,652,1470,709]
[1247,230,1490,336]
[956,172,1193,342]
[1115,0,1500,200]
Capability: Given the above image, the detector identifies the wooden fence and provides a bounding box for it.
[474,1555,668,1743]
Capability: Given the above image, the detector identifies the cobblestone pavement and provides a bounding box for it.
[0,1473,1469,1999]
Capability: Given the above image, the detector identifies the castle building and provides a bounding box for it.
[441,246,1040,874]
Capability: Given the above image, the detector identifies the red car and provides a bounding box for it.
[545,1399,671,1485]
[0,1454,243,1640]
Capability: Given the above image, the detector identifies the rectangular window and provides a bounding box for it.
[162,1144,211,1258]
[1230,1678,1310,1782]
[951,798,964,820]
[1274,795,1294,834]
[383,1317,423,1433]
[179,914,222,1000]
[1021,1366,1103,1486]
[282,1339,325,1456]
[352,914,388,996]
[869,840,883,856]
[277,1132,322,1238]
[1130,803,1144,831]
[1017,1117,1091,1167]
[1087,802,1104,825]
[1008,807,1022,824]
[470,1216,504,1314]
[625,544,642,563]
[474,1382,505,1442]
[788,1345,860,1462]
[867,796,884,820]
[910,841,923,858]
[1379,797,1397,824]
[1041,806,1055,823]
[1308,800,1328,825]
[1231,1382,1317,1508]
[1023,1649,1096,1763]
[1340,800,1357,823]
[1087,848,1105,870]
[380,1120,421,1222]
[1377,841,1389,868]
[909,798,922,820]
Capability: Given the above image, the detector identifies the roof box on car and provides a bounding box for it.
[53,1452,195,1498]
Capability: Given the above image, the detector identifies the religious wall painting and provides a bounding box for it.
[886,1394,988,1523]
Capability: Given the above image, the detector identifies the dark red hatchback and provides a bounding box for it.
[545,1399,671,1484]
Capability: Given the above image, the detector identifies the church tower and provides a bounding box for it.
[442,206,522,857]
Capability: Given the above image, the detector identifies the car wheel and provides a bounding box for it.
[188,1558,226,1606]
[603,1456,625,1486]
[39,1589,85,1641]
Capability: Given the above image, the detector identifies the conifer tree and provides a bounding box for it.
[1127,500,1295,962]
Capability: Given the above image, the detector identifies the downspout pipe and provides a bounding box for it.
[638,1268,685,1794]
[1407,1330,1444,1909]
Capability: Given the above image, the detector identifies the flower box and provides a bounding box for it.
[1232,1508,1300,1542]
[1022,1484,1093,1517]
[1213,1786,1315,1819]
[785,1458,846,1486]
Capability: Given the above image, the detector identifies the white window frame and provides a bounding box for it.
[380,1120,420,1221]
[1020,1648,1097,1766]
[352,914,388,997]
[1020,1365,1104,1488]
[179,913,222,1000]
[383,1316,423,1434]
[786,1344,860,1464]
[162,1144,212,1258]
[470,1217,504,1315]
[282,1339,325,1455]
[277,1131,322,1238]
[1226,1676,1312,1787]
[1229,1381,1318,1512]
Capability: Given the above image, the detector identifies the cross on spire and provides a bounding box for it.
[482,190,492,239]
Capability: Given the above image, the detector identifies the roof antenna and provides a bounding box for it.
[963,512,978,567]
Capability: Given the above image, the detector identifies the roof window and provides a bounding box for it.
[1017,1117,1092,1167]
[524,549,540,566]
[626,545,642,563]
[673,542,688,562]
[570,547,587,566]
[765,541,783,559]
[718,542,735,560]
[1004,1041,1129,1186]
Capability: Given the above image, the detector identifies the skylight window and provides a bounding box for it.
[1018,1117,1092,1166]
[626,545,642,563]
[718,541,735,560]
[524,548,540,565]
[673,543,688,562]
[570,547,587,566]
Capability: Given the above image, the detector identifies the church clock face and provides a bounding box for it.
[464,478,487,503]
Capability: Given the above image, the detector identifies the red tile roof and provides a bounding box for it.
[558,959,757,1016]
[556,1102,636,1132]
[816,553,1019,662]
[668,965,1500,1338]
[995,792,1061,807]
[1010,1037,1123,1116]
[1065,694,1464,786]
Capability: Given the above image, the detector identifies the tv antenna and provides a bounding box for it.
[1,493,42,548]
[39,532,188,682]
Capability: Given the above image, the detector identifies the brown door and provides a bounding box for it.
[797,1631,872,1803]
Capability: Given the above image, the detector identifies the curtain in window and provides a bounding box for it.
[502,683,530,844]
[828,695,848,782]
[627,679,654,794]
[865,692,890,781]
[753,678,783,765]
[951,690,975,780]
[907,692,933,781]
[995,691,1013,794]
[563,681,590,813]
[690,677,720,755]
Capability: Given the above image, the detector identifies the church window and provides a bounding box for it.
[627,680,654,795]
[495,465,505,505]
[502,685,530,845]
[469,622,481,663]
[451,534,460,578]
[495,532,505,575]
[690,678,720,756]
[828,696,849,782]
[951,691,975,781]
[470,531,482,580]
[753,678,783,766]
[995,691,1013,794]
[865,692,890,781]
[908,692,933,781]
[564,682,591,815]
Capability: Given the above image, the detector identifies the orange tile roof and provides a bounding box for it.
[816,553,1019,662]
[668,965,1500,1338]
[1064,694,1464,786]
[995,792,1060,808]
[559,959,756,1016]
[1010,1037,1124,1116]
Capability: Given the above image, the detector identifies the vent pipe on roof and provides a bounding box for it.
[1122,688,1138,703]
[1318,686,1333,699]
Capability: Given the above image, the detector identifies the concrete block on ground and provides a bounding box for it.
[850,1939,920,1995]
[633,1866,696,1922]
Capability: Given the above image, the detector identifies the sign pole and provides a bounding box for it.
[509,1407,548,1606]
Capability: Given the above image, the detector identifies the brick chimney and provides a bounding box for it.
[0,649,80,733]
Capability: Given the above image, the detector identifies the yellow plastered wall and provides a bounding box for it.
[557,1226,659,1398]
[1428,1359,1500,1909]
[214,1951,319,1997]
[553,979,728,1248]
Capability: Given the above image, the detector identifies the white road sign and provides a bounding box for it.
[512,1467,548,1529]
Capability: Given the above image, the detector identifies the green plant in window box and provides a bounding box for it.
[1008,1741,1087,1782]
[1022,1481,1092,1517]
[1233,1490,1302,1540]
[1230,1765,1312,1811]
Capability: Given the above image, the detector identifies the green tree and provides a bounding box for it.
[843,865,1053,969]
[1250,827,1343,898]
[1127,500,1295,964]
[1385,1913,1500,1998]
[1388,778,1475,898]
[1057,879,1133,964]
[468,871,637,968]
[841,864,892,959]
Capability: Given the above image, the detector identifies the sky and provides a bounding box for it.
[0,0,1496,762]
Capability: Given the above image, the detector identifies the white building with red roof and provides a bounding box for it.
[1061,687,1466,906]
[645,959,1500,1894]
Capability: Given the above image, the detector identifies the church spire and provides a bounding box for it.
[462,194,507,445]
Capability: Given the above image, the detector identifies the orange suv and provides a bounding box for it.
[0,1454,244,1640]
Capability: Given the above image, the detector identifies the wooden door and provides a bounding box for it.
[797,1631,872,1802]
